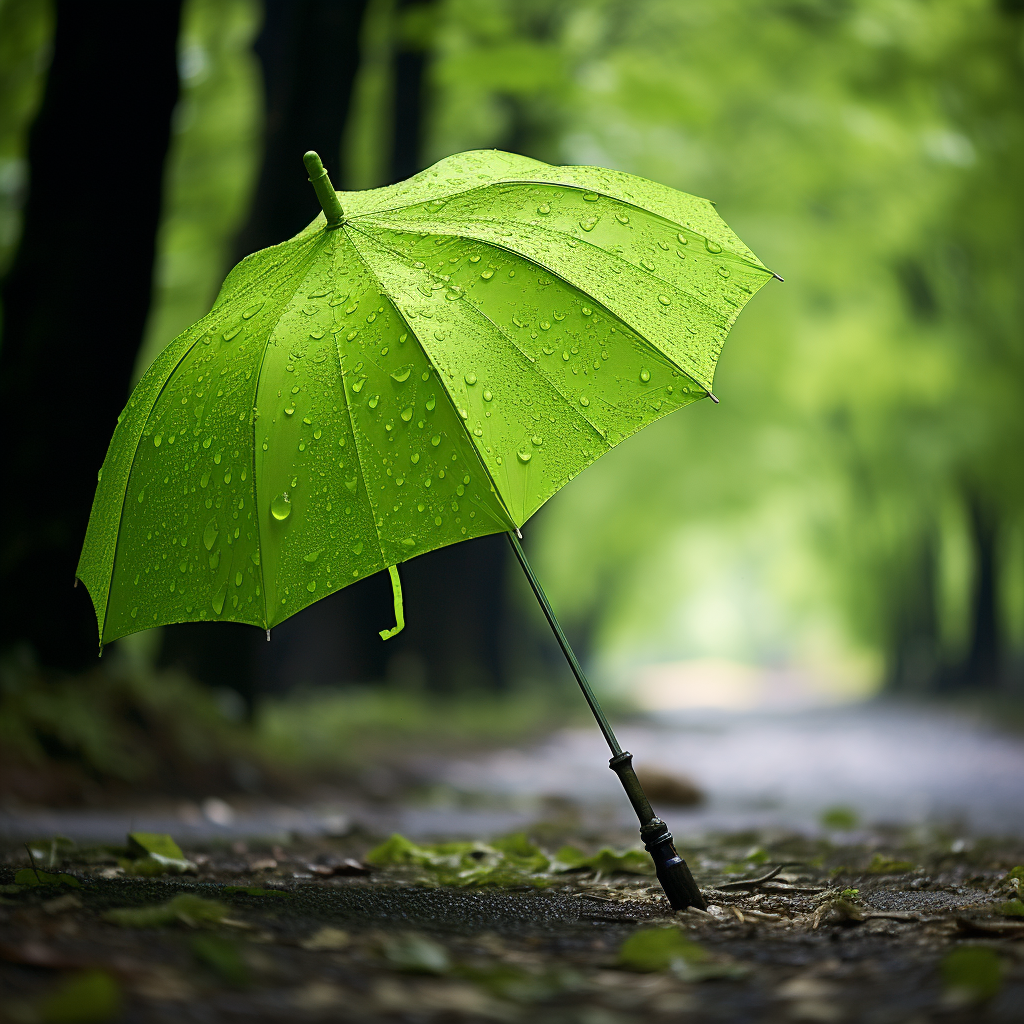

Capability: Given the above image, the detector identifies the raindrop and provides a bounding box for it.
[717,266,731,277]
[579,396,590,407]
[347,331,357,341]
[213,584,227,615]
[351,540,363,555]
[271,493,292,520]
[411,453,420,464]
[203,519,219,551]
[465,373,477,385]
[483,390,492,402]
[480,269,494,280]
[391,366,412,382]
[307,581,317,592]
[640,369,651,382]
[537,203,550,214]
[401,406,413,422]
[425,395,436,411]
[615,212,629,224]
[223,325,242,341]
[153,435,162,447]
[658,294,671,306]
[368,395,379,409]
[314,428,322,439]
[235,571,243,587]
[209,550,220,569]
[352,377,366,393]
[531,435,543,446]
[677,233,688,245]
[517,450,532,463]
[304,550,319,562]
[581,305,593,316]
[540,321,550,330]
[583,192,599,202]
[705,239,723,253]
[431,435,441,446]
[285,406,295,416]
[580,217,598,231]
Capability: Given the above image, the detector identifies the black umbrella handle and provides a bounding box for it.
[506,532,706,911]
[609,751,706,910]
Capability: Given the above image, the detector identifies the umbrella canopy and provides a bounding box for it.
[78,149,773,648]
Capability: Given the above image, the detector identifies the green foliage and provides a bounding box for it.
[866,853,916,874]
[552,845,653,875]
[120,832,194,875]
[618,927,706,972]
[38,970,121,1024]
[820,806,860,830]
[380,932,452,974]
[0,0,53,277]
[191,934,251,987]
[940,946,1003,1002]
[994,899,1024,918]
[103,893,231,928]
[14,867,80,888]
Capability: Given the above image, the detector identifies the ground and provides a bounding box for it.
[2,825,1023,1024]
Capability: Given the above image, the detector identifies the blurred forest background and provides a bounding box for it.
[1,0,1023,800]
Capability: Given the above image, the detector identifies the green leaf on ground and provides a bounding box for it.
[552,845,653,875]
[119,832,194,875]
[619,927,707,972]
[103,893,231,928]
[14,868,81,888]
[381,932,451,974]
[38,970,121,1024]
[941,947,1002,1001]
[866,854,916,874]
[192,934,250,987]
[994,899,1024,917]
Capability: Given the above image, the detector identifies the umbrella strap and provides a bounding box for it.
[379,565,405,640]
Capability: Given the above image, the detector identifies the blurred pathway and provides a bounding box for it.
[3,701,1023,843]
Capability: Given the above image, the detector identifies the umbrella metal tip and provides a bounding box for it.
[303,151,325,178]
[708,391,719,404]
[772,271,785,282]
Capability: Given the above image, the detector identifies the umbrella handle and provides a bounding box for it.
[506,531,706,911]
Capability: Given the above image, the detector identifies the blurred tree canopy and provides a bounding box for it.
[2,0,1022,696]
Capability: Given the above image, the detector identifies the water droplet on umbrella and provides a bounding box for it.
[401,406,413,422]
[285,406,295,416]
[582,305,592,316]
[153,435,162,447]
[658,294,671,305]
[271,493,292,520]
[481,269,494,280]
[209,550,220,569]
[615,212,629,224]
[518,450,532,463]
[483,389,492,401]
[137,489,145,503]
[203,519,219,551]
[307,581,317,592]
[640,369,651,382]
[235,570,243,586]
[352,540,363,555]
[304,550,319,562]
[579,396,590,407]
[705,239,723,253]
[352,377,366,393]
[391,366,412,382]
[537,203,550,214]
[213,584,227,615]
[368,394,379,409]
[314,428,322,439]
[223,325,242,341]
[465,372,477,385]
[718,266,731,277]
[580,217,597,231]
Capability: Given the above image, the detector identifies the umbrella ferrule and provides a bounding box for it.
[303,150,345,228]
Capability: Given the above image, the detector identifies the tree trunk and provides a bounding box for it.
[0,0,183,670]
[886,533,940,693]
[160,0,371,709]
[961,492,1001,689]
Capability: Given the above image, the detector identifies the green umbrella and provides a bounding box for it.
[78,149,775,909]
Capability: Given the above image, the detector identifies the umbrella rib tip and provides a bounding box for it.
[772,271,785,282]
[303,150,345,227]
[708,390,719,404]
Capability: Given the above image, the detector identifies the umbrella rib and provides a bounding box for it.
[351,177,769,276]
[97,328,205,646]
[342,227,522,531]
[345,223,613,445]
[361,213,723,392]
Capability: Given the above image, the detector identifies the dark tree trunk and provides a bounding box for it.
[0,0,183,670]
[160,0,372,708]
[233,0,371,261]
[886,534,940,693]
[961,492,1001,689]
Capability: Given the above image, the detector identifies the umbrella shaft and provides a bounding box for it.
[506,531,621,756]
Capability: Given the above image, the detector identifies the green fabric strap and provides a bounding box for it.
[379,565,405,640]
